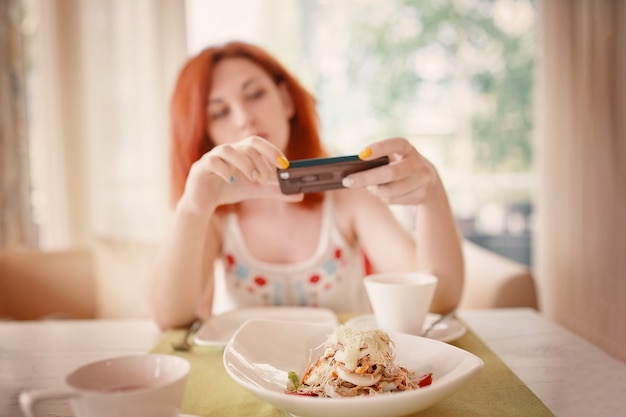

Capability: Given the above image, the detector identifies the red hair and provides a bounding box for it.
[170,41,327,208]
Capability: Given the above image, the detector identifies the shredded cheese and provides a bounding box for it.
[327,327,394,370]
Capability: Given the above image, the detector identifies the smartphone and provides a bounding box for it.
[276,155,389,194]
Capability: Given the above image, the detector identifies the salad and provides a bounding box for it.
[286,326,432,398]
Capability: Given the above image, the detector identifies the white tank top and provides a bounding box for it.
[211,197,371,315]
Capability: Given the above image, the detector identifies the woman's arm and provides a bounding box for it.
[341,138,464,314]
[148,137,302,329]
[411,176,464,313]
[147,205,218,330]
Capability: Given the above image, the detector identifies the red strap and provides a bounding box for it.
[362,250,373,276]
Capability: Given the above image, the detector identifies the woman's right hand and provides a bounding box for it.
[176,136,303,214]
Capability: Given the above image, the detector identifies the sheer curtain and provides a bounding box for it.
[30,0,187,248]
[535,0,626,362]
[0,0,36,248]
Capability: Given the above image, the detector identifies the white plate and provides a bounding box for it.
[223,319,483,417]
[343,313,466,343]
[193,307,339,347]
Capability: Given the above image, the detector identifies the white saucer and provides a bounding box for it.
[343,313,466,343]
[194,307,339,347]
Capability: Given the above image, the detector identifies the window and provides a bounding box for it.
[186,0,536,265]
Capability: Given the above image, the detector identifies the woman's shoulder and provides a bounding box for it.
[332,187,386,210]
[331,188,390,233]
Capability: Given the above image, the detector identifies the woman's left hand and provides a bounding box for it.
[341,137,441,206]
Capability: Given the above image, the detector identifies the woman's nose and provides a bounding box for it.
[232,103,255,129]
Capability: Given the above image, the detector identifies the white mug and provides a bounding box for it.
[364,272,438,336]
[19,354,190,417]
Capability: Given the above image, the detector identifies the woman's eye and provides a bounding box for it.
[209,108,228,120]
[247,88,265,100]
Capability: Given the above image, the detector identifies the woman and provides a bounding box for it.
[148,41,463,330]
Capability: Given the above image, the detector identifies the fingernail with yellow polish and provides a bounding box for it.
[358,147,372,160]
[277,155,290,169]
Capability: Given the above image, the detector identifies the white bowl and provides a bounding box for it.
[19,354,190,417]
[223,319,483,417]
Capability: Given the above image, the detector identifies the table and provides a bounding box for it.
[460,309,626,416]
[1,308,624,417]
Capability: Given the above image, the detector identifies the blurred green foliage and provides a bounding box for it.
[346,0,535,173]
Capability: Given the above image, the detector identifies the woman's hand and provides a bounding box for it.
[342,137,441,206]
[177,136,303,214]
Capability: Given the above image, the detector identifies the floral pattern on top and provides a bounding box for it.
[221,246,348,307]
[217,196,371,314]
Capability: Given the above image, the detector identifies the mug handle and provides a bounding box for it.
[19,388,77,417]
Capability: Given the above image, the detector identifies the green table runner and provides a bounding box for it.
[151,323,554,417]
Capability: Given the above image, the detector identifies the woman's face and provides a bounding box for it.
[207,57,294,151]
